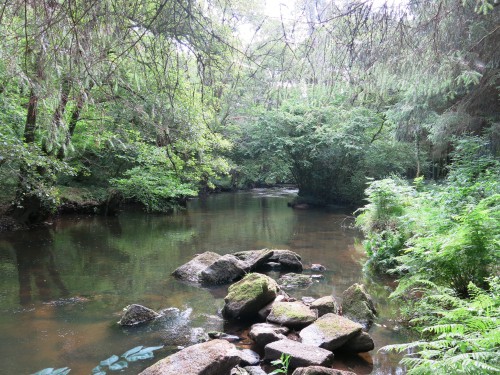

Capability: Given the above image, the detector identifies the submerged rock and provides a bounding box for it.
[341,283,377,331]
[139,339,240,375]
[249,323,289,347]
[264,339,334,368]
[310,264,326,272]
[118,304,161,326]
[222,273,279,320]
[310,296,340,317]
[278,273,313,290]
[267,301,317,328]
[292,366,356,375]
[299,313,362,351]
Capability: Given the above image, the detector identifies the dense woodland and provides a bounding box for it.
[0,0,499,373]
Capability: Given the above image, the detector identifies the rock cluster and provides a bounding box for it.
[136,250,378,375]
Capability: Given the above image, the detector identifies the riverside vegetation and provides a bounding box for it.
[0,0,499,373]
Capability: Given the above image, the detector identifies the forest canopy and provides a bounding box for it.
[0,0,498,219]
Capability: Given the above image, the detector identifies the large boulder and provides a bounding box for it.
[340,331,374,353]
[173,252,247,285]
[172,251,221,283]
[232,249,274,271]
[236,349,260,366]
[278,273,313,290]
[222,273,279,319]
[310,296,340,317]
[299,313,362,351]
[292,367,356,375]
[268,250,303,271]
[264,339,334,369]
[200,254,246,285]
[244,366,268,375]
[341,283,377,331]
[118,304,160,326]
[139,339,240,375]
[249,323,289,347]
[267,301,317,329]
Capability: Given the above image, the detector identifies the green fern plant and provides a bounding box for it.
[269,353,291,374]
[381,277,500,374]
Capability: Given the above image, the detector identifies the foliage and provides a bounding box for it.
[381,278,500,374]
[232,103,413,204]
[269,353,291,375]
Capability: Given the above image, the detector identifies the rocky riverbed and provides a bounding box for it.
[118,249,378,375]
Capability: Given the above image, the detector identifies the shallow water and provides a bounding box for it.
[0,189,408,374]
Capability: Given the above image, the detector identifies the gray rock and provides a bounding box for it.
[292,366,357,375]
[236,349,260,366]
[310,264,326,272]
[244,366,268,375]
[208,331,242,342]
[278,273,313,289]
[302,296,316,305]
[118,304,160,326]
[257,295,289,320]
[260,261,282,271]
[231,366,249,375]
[311,274,324,280]
[222,273,279,319]
[341,283,377,331]
[200,254,246,285]
[233,249,274,271]
[249,323,289,347]
[340,331,375,353]
[139,339,240,375]
[299,313,362,351]
[310,296,339,317]
[268,250,303,271]
[173,251,221,283]
[264,339,334,368]
[267,301,317,328]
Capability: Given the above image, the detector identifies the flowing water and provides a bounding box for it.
[0,189,409,375]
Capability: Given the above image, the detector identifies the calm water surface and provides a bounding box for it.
[0,189,408,375]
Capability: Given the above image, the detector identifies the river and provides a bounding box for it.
[0,188,408,374]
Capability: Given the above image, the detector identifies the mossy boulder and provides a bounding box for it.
[118,304,160,326]
[222,273,279,319]
[310,296,340,317]
[267,301,317,328]
[341,283,377,331]
[299,313,362,351]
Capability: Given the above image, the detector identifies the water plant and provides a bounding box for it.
[269,353,291,374]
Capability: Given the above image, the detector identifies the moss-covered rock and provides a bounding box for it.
[222,273,279,319]
[118,304,161,326]
[267,301,317,328]
[341,283,377,331]
[299,313,362,351]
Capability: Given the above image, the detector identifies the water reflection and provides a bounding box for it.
[0,189,409,374]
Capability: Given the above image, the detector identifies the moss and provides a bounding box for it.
[313,314,361,336]
[226,273,275,302]
[271,302,314,319]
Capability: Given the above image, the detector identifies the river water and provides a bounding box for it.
[0,189,408,375]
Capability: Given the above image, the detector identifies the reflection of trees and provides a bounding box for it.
[13,228,69,305]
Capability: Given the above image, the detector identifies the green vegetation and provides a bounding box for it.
[269,353,291,375]
[0,0,498,369]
